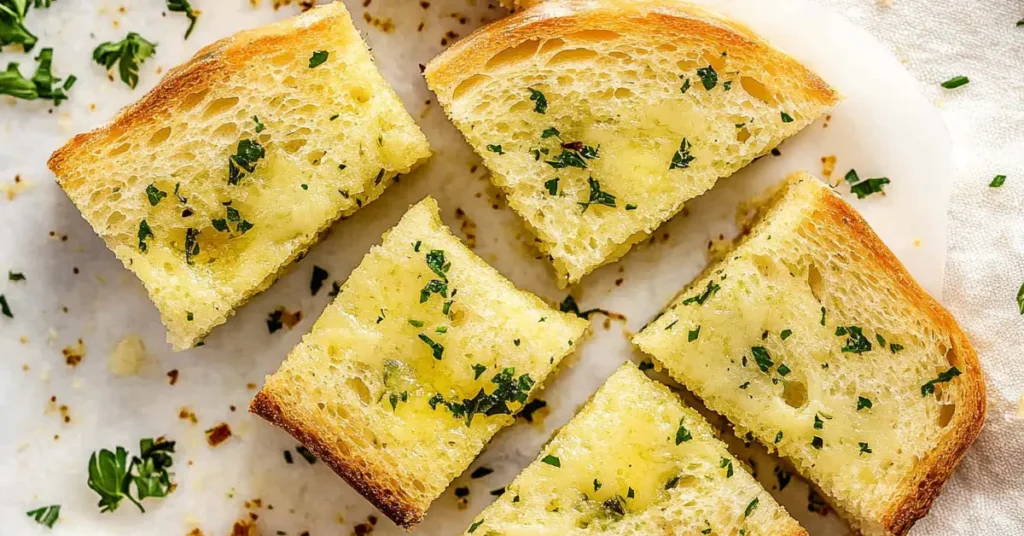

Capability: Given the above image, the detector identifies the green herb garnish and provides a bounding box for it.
[425,249,451,280]
[8,271,25,281]
[541,454,560,467]
[137,220,154,252]
[93,33,157,89]
[720,458,734,478]
[835,325,872,353]
[546,149,587,169]
[697,65,718,90]
[308,50,329,68]
[940,75,969,89]
[744,497,759,517]
[664,475,680,490]
[859,442,872,454]
[751,346,773,372]
[579,177,616,211]
[780,112,794,123]
[850,177,890,199]
[145,184,166,206]
[777,363,791,376]
[228,139,265,185]
[921,366,961,396]
[166,0,199,39]
[26,504,60,528]
[486,144,504,155]
[183,228,200,264]
[310,266,329,296]
[780,329,793,340]
[989,175,1006,188]
[857,396,873,410]
[0,48,74,105]
[544,177,559,195]
[418,333,444,360]
[811,436,823,449]
[541,127,560,138]
[87,438,176,513]
[688,325,700,342]
[468,519,484,533]
[682,280,720,305]
[252,115,266,133]
[472,363,487,380]
[675,419,692,444]
[528,87,547,114]
[670,138,695,169]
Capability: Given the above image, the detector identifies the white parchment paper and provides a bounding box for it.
[0,0,960,534]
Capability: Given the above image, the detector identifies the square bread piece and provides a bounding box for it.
[632,173,986,536]
[426,0,838,287]
[47,2,431,350]
[463,362,806,536]
[251,197,589,529]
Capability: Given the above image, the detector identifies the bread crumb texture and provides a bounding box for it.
[633,173,985,536]
[47,2,431,350]
[251,197,588,528]
[465,363,806,536]
[426,0,837,286]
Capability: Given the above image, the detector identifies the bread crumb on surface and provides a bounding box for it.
[821,154,837,180]
[205,423,233,447]
[108,334,147,376]
[62,339,86,368]
[167,369,180,385]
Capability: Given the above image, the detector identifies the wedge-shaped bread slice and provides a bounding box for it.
[463,362,805,536]
[47,3,431,350]
[632,173,986,536]
[426,0,837,287]
[251,197,589,529]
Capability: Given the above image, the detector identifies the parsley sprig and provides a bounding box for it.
[93,32,157,89]
[0,48,75,105]
[166,0,198,39]
[87,438,176,513]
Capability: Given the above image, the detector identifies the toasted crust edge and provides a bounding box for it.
[425,0,838,108]
[802,174,986,535]
[250,390,424,530]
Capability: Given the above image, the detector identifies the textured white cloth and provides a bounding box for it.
[817,1,1024,534]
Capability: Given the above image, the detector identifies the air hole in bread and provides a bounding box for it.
[701,52,727,72]
[283,138,308,154]
[613,87,634,99]
[782,380,808,409]
[937,403,955,427]
[546,48,599,66]
[676,474,699,488]
[485,39,541,70]
[268,52,292,67]
[412,479,426,493]
[736,126,751,142]
[566,29,621,42]
[106,211,126,229]
[941,342,959,368]
[676,59,700,72]
[212,122,239,140]
[346,377,371,405]
[148,127,172,147]
[202,96,240,119]
[108,142,132,158]
[806,263,825,303]
[308,149,327,166]
[539,38,565,55]
[740,76,778,106]
[178,89,210,112]
[752,255,775,278]
[350,85,371,104]
[452,74,491,100]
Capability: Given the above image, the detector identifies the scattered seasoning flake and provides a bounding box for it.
[720,458,734,478]
[295,445,317,464]
[921,366,961,396]
[541,454,560,467]
[777,363,791,376]
[486,144,504,155]
[990,175,1006,188]
[696,65,718,90]
[0,295,11,318]
[688,325,700,342]
[811,436,824,449]
[146,184,167,206]
[780,329,793,340]
[751,346,774,372]
[137,220,154,252]
[857,396,873,410]
[544,177,559,195]
[8,271,25,281]
[205,423,232,447]
[283,450,294,464]
[670,138,696,169]
[310,266,329,296]
[470,466,493,479]
[93,33,158,89]
[418,333,444,359]
[774,431,783,443]
[682,280,720,305]
[850,177,891,199]
[27,504,61,528]
[745,497,759,517]
[528,88,547,114]
[472,363,486,380]
[579,177,616,211]
[675,419,692,444]
[781,112,794,123]
[680,77,691,94]
[468,519,484,533]
[665,475,681,490]
[308,50,329,68]
[940,75,969,89]
[1018,282,1024,314]
[166,0,199,39]
[542,127,560,138]
[859,442,872,454]
[625,203,637,210]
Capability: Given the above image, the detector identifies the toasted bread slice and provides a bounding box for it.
[426,0,837,287]
[47,3,431,350]
[251,197,589,529]
[463,362,806,536]
[632,173,986,536]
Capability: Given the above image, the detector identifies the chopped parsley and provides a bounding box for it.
[813,414,824,430]
[541,127,561,138]
[835,325,872,353]
[228,139,265,185]
[295,445,317,464]
[0,48,74,105]
[723,80,732,91]
[850,177,891,199]
[680,77,691,94]
[558,295,605,319]
[675,418,692,444]
[419,279,448,303]
[544,177,559,195]
[137,220,154,252]
[433,368,534,426]
[820,306,826,326]
[780,329,793,340]
[8,271,25,281]
[744,497,759,518]
[472,363,487,380]
[811,436,823,449]
[166,0,199,39]
[541,455,560,467]
[940,75,969,89]
[0,0,41,51]
[426,250,451,280]
[212,206,253,235]
[26,504,60,528]
[859,442,872,454]
[310,266,329,296]
[665,320,678,330]
[857,396,873,410]
[990,174,1006,188]
[780,112,794,123]
[890,343,904,353]
[528,88,547,114]
[547,149,588,169]
[407,319,424,328]
[183,228,200,264]
[777,363,791,376]
[308,50,329,68]
[468,519,484,533]
[579,177,616,211]
[93,32,157,89]
[696,65,718,90]
[413,240,422,252]
[486,144,505,155]
[87,438,176,513]
[845,169,861,183]
[470,466,493,479]
[720,458,734,478]
[418,333,444,360]
[682,280,720,305]
[252,115,266,133]
[688,325,700,342]
[751,346,773,372]
[669,138,695,169]
[145,184,167,206]
[739,381,750,389]
[774,431,783,444]
[664,475,680,490]
[593,479,602,491]
[625,203,637,210]
[921,366,961,396]
[388,391,408,411]
[1017,282,1024,314]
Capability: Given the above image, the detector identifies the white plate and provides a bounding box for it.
[0,0,952,534]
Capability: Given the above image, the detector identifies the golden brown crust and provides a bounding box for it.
[426,0,837,108]
[249,390,424,530]
[806,174,986,536]
[47,2,350,186]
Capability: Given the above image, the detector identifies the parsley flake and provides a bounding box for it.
[744,498,759,518]
[579,177,616,211]
[697,65,718,90]
[670,138,696,169]
[682,280,720,305]
[781,112,794,123]
[989,174,1006,188]
[486,144,505,155]
[418,333,444,359]
[145,184,167,206]
[166,0,199,39]
[675,419,692,444]
[472,363,486,380]
[921,366,961,396]
[528,88,547,114]
[308,50,329,68]
[751,346,774,372]
[940,75,969,89]
[544,177,559,195]
[720,457,734,478]
[26,505,60,528]
[541,455,560,467]
[857,396,873,410]
[93,33,157,89]
[137,220,154,252]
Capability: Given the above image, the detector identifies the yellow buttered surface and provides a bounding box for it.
[464,363,805,536]
[257,197,589,524]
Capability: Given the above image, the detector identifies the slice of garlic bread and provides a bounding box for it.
[47,3,431,350]
[632,173,985,536]
[426,0,838,287]
[463,362,806,536]
[251,197,589,529]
